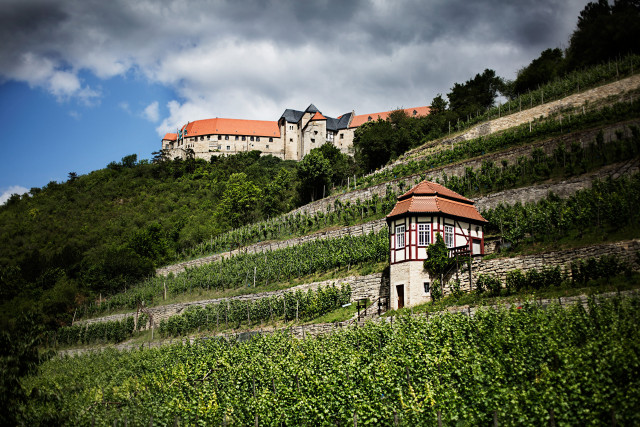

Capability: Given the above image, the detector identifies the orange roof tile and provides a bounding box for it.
[398,181,471,203]
[181,118,281,138]
[311,112,327,120]
[387,180,486,223]
[349,106,430,128]
[163,133,177,141]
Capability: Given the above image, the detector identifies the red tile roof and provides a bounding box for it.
[311,112,327,120]
[398,181,472,203]
[349,106,430,128]
[181,118,280,138]
[163,133,177,141]
[387,180,486,223]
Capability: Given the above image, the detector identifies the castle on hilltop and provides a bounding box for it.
[161,104,430,161]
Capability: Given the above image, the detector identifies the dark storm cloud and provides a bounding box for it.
[0,0,589,132]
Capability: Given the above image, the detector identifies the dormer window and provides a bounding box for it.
[413,110,417,116]
[256,137,260,141]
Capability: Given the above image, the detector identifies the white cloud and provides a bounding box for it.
[0,186,29,205]
[142,101,159,122]
[0,0,590,132]
[69,110,81,120]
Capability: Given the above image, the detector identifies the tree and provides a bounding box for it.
[215,172,262,228]
[512,48,565,95]
[121,154,138,168]
[566,0,640,69]
[423,233,456,300]
[447,69,505,117]
[297,149,331,203]
[429,94,448,115]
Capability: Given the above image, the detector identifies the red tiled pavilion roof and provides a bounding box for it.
[387,181,487,223]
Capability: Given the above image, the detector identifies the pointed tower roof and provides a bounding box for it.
[386,181,487,223]
[305,104,320,113]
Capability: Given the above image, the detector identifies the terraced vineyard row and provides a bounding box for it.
[26,296,640,425]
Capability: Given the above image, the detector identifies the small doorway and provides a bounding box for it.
[396,285,405,309]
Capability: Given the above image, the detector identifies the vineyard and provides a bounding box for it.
[159,283,351,337]
[175,97,640,263]
[482,173,640,246]
[83,230,387,317]
[24,297,640,425]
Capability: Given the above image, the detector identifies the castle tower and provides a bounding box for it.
[386,181,487,310]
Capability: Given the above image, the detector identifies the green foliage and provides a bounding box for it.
[85,229,388,315]
[159,284,351,337]
[512,48,566,95]
[475,273,502,296]
[570,254,630,286]
[447,69,505,117]
[566,0,640,69]
[0,314,49,425]
[483,174,640,248]
[23,297,640,425]
[347,95,640,193]
[215,172,262,228]
[423,233,455,281]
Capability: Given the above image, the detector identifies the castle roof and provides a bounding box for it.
[163,133,177,141]
[280,109,305,123]
[181,118,280,138]
[349,106,430,128]
[311,111,327,121]
[305,104,320,113]
[387,181,486,223]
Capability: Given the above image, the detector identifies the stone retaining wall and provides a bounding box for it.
[388,74,640,169]
[454,239,640,292]
[58,289,639,358]
[158,154,638,277]
[76,273,389,330]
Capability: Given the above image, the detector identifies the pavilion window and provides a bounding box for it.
[445,225,454,248]
[396,225,405,249]
[418,224,430,246]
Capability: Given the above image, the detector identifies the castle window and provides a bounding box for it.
[218,135,222,140]
[200,136,204,141]
[424,282,430,293]
[266,145,269,149]
[289,125,294,131]
[256,137,260,142]
[311,138,315,143]
[207,135,210,140]
[290,138,293,142]
[226,145,230,150]
[395,225,405,249]
[225,135,229,140]
[445,225,454,248]
[418,224,430,246]
[413,110,417,116]
[250,136,254,141]
[368,116,372,121]
[269,137,273,142]
[314,130,318,135]
[340,133,344,139]
[242,136,246,141]
[235,136,239,141]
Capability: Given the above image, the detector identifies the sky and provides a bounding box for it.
[0,0,590,204]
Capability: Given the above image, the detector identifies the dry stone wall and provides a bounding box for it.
[283,120,640,219]
[58,289,640,358]
[389,74,640,168]
[157,220,387,276]
[158,154,638,277]
[76,273,389,330]
[453,239,640,293]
